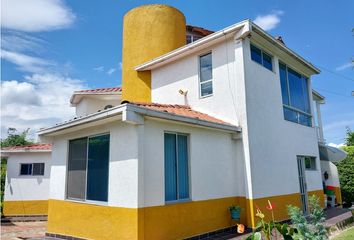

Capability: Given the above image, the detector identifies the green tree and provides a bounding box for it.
[344,127,354,146]
[335,145,354,205]
[0,128,33,148]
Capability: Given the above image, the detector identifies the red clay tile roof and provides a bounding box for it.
[130,102,234,126]
[1,143,52,151]
[186,25,214,36]
[76,87,122,94]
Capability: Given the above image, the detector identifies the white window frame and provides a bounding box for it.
[303,156,317,171]
[198,52,213,98]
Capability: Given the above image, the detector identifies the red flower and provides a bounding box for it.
[266,200,276,210]
[237,224,245,233]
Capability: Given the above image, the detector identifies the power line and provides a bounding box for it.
[316,64,354,82]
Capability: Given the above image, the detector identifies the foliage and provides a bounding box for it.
[335,145,354,205]
[345,127,354,146]
[0,128,33,148]
[1,157,7,215]
[229,205,241,211]
[288,195,328,240]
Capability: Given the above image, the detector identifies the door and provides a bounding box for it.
[297,156,309,214]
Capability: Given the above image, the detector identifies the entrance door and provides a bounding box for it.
[297,156,309,214]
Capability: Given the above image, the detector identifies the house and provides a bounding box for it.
[37,4,345,240]
[1,144,52,216]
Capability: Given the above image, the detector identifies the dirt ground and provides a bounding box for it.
[1,221,46,240]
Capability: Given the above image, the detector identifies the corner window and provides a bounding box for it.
[67,134,110,202]
[20,163,44,176]
[279,62,312,127]
[250,44,273,71]
[164,133,189,202]
[304,156,316,170]
[199,52,213,97]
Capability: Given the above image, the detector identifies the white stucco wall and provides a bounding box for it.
[4,152,51,201]
[142,119,245,207]
[242,37,323,198]
[49,121,140,208]
[150,33,323,200]
[320,161,340,187]
[75,97,121,116]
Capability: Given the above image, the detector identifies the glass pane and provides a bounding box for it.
[86,135,110,202]
[177,135,189,200]
[201,81,213,96]
[305,157,311,169]
[288,68,308,112]
[33,163,44,175]
[67,138,87,200]
[20,164,32,175]
[301,76,311,113]
[250,44,262,64]
[164,133,177,201]
[283,107,298,123]
[279,63,290,105]
[199,53,212,82]
[262,52,273,71]
[299,113,312,127]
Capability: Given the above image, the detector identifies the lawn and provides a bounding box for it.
[332,227,354,240]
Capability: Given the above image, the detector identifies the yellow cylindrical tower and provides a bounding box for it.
[122,4,186,102]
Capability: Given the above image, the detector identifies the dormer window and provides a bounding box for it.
[199,52,213,97]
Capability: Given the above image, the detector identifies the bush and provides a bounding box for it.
[335,146,354,205]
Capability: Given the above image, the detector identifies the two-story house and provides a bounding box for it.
[37,4,345,240]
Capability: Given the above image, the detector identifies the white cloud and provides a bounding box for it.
[107,68,116,75]
[1,31,47,53]
[335,62,353,71]
[1,74,87,139]
[254,10,284,31]
[1,0,76,32]
[1,49,55,73]
[93,66,104,72]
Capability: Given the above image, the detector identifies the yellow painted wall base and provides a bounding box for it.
[333,187,342,204]
[3,200,48,216]
[47,190,325,239]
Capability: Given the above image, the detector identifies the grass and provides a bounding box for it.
[332,226,354,240]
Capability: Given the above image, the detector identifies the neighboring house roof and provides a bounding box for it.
[135,20,320,74]
[38,102,240,136]
[186,25,214,36]
[1,144,52,153]
[70,87,122,104]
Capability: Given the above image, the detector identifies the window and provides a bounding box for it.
[199,52,213,97]
[67,134,110,202]
[279,63,312,127]
[250,44,273,71]
[20,163,44,176]
[164,133,189,202]
[304,156,316,170]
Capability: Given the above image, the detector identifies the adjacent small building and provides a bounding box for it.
[1,144,52,216]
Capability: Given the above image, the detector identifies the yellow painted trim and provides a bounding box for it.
[47,191,325,239]
[3,200,48,216]
[333,187,342,204]
[47,199,142,240]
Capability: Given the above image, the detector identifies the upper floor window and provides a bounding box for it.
[20,163,45,176]
[199,52,213,97]
[250,44,273,71]
[164,132,189,202]
[279,63,312,127]
[67,134,110,202]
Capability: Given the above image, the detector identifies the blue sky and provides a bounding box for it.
[1,0,353,145]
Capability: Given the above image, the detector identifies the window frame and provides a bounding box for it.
[198,51,213,98]
[250,43,274,72]
[66,133,110,204]
[279,61,312,127]
[19,163,45,176]
[164,131,191,204]
[303,156,317,171]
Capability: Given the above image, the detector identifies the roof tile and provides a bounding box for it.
[2,143,52,151]
[76,87,122,93]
